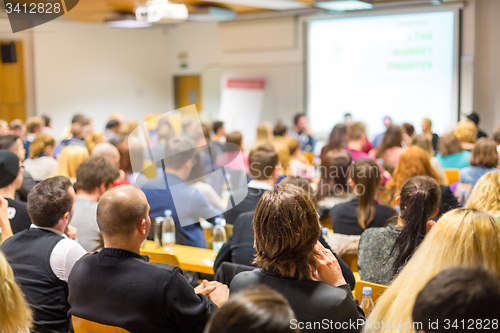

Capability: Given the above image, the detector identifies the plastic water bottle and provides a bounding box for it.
[459,189,467,206]
[162,210,176,250]
[322,227,329,236]
[360,287,375,317]
[213,217,227,254]
[154,217,163,247]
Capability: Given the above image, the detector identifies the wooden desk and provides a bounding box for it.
[140,241,216,275]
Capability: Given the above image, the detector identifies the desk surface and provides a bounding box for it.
[140,241,216,275]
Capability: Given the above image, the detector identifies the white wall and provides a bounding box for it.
[32,20,171,137]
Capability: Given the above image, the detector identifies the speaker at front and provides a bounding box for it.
[1,42,17,64]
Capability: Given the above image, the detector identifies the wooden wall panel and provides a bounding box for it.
[0,40,26,122]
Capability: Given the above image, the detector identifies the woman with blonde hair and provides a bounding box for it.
[255,121,272,145]
[421,118,439,152]
[52,145,89,183]
[85,132,107,154]
[385,146,459,217]
[410,134,447,185]
[365,208,500,333]
[23,133,58,181]
[0,251,32,332]
[453,121,477,151]
[466,171,500,218]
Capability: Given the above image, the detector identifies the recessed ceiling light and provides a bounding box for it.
[315,0,373,11]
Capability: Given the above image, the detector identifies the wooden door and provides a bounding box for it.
[0,40,25,122]
[174,75,201,112]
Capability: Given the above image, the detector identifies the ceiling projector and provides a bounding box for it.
[135,0,189,23]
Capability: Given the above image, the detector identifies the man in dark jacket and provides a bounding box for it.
[68,185,228,333]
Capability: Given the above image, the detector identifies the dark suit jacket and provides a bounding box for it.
[231,268,364,332]
[215,210,356,290]
[224,187,268,225]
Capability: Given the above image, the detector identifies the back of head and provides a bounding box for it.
[368,208,500,331]
[26,117,44,134]
[317,150,352,201]
[118,139,144,175]
[287,138,299,156]
[402,123,415,137]
[413,266,500,333]
[248,144,278,181]
[256,121,272,142]
[466,171,500,217]
[279,176,315,205]
[453,121,477,144]
[29,133,55,159]
[75,157,120,193]
[388,146,439,198]
[96,185,148,238]
[273,122,288,137]
[293,113,305,126]
[0,252,32,332]
[71,114,86,124]
[27,176,73,228]
[411,134,434,156]
[325,123,347,152]
[0,150,20,189]
[122,120,139,137]
[41,115,51,127]
[351,158,380,229]
[438,132,463,156]
[0,134,20,151]
[106,120,120,130]
[55,145,90,179]
[204,286,298,333]
[91,142,120,166]
[391,176,441,276]
[164,136,196,170]
[226,131,243,152]
[9,119,24,132]
[253,184,320,279]
[470,138,498,168]
[493,128,500,145]
[346,122,365,141]
[212,121,224,135]
[376,125,403,158]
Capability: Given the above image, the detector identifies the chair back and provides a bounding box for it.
[443,168,460,184]
[72,316,130,333]
[145,252,180,267]
[341,253,358,273]
[214,262,255,286]
[354,280,388,303]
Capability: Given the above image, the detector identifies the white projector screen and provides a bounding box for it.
[307,9,458,138]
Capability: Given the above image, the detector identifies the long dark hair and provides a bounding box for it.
[376,125,403,159]
[321,124,347,157]
[316,150,352,201]
[390,175,441,277]
[351,158,380,229]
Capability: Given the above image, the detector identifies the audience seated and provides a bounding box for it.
[374,124,405,169]
[384,146,459,217]
[412,267,500,333]
[68,185,228,333]
[105,120,122,147]
[365,208,500,333]
[189,151,225,211]
[435,132,472,169]
[0,119,9,135]
[465,171,500,219]
[331,158,396,236]
[204,286,298,333]
[216,176,356,290]
[0,251,32,332]
[459,138,499,186]
[142,136,222,248]
[421,118,439,152]
[84,132,106,154]
[453,121,477,151]
[1,177,87,333]
[71,157,120,252]
[0,150,31,234]
[372,117,392,149]
[118,138,144,185]
[24,117,44,159]
[53,145,90,183]
[23,133,58,181]
[224,143,278,225]
[288,114,315,153]
[316,150,355,219]
[320,123,347,160]
[0,135,36,202]
[411,134,448,185]
[230,184,364,331]
[346,122,372,162]
[358,176,441,285]
[466,112,488,139]
[9,119,25,138]
[91,142,121,169]
[254,121,272,146]
[216,131,248,172]
[286,138,313,179]
[54,115,88,158]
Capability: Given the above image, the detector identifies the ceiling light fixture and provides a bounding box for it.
[135,0,188,23]
[196,0,309,11]
[315,0,373,11]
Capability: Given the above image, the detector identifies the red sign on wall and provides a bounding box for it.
[226,79,266,90]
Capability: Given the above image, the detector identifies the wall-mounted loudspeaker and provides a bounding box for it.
[1,42,17,64]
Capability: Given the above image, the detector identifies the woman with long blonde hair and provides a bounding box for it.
[52,145,89,183]
[365,208,500,333]
[23,133,58,181]
[384,146,459,217]
[0,251,32,333]
[254,121,272,145]
[453,121,477,151]
[466,171,500,218]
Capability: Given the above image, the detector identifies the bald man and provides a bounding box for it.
[91,142,121,169]
[68,185,228,333]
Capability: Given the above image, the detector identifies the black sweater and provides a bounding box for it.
[68,248,216,333]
